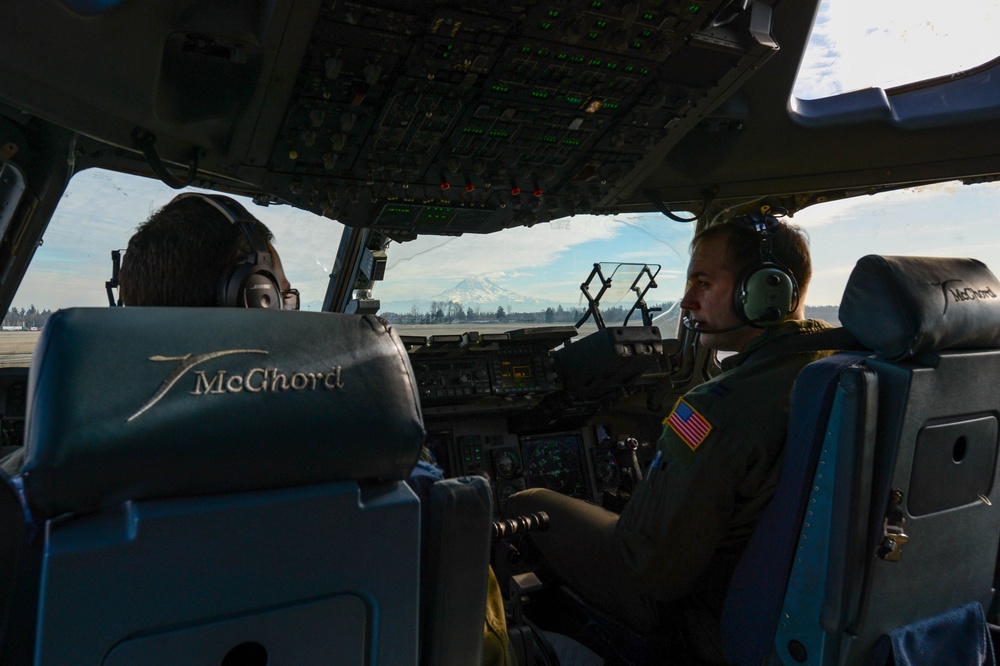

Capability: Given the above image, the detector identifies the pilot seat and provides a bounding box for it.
[723,255,1000,665]
[1,307,492,665]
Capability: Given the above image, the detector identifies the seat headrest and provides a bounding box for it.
[22,308,424,518]
[840,255,1000,360]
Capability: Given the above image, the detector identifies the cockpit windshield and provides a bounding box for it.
[8,171,1000,352]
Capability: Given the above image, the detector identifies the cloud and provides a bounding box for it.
[379,214,624,287]
[794,0,1000,100]
[793,181,1000,305]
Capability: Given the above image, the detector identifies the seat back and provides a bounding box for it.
[421,475,494,666]
[723,255,1000,665]
[20,307,429,665]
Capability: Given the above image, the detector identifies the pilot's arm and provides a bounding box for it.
[617,388,785,601]
[505,378,788,630]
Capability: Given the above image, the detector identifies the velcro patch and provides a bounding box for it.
[665,399,713,451]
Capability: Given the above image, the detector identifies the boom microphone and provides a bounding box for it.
[682,315,749,335]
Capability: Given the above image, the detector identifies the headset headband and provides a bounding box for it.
[170,192,282,309]
[171,193,272,260]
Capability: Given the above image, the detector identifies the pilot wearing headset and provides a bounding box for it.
[116,193,518,666]
[506,214,838,664]
[2,192,517,665]
[118,192,298,310]
[0,193,295,479]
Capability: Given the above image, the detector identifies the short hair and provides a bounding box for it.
[692,216,812,293]
[119,195,274,306]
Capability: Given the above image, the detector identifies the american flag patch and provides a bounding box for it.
[667,399,712,451]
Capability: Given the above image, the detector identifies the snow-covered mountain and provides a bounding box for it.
[377,276,560,315]
[431,276,553,310]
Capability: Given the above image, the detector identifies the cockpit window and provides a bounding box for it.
[8,168,343,314]
[793,180,1000,321]
[378,218,692,335]
[794,0,1000,100]
[5,169,693,342]
[6,170,1000,358]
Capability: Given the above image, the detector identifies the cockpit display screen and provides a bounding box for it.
[520,432,588,500]
[494,357,534,389]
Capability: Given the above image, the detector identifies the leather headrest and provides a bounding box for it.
[23,308,424,518]
[840,255,1000,360]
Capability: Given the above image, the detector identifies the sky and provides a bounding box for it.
[10,0,1000,313]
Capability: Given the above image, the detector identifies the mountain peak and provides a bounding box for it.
[432,275,549,308]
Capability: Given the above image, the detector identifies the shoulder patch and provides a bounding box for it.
[665,398,713,452]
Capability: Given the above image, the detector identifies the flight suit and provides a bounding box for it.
[506,319,835,662]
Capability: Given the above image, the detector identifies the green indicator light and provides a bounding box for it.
[591,0,603,7]
[586,31,599,40]
[491,85,509,93]
[570,55,585,63]
[557,52,568,60]
[624,65,635,72]
[562,139,581,146]
[641,30,651,37]
[605,62,617,69]
[537,49,550,56]
[604,102,619,109]
[520,46,532,54]
[463,127,485,134]
[639,67,650,75]
[688,4,700,12]
[548,9,560,17]
[630,41,642,49]
[588,59,602,66]
[531,91,549,98]
[540,21,552,29]
[488,130,509,137]
[643,12,655,20]
[595,20,607,28]
[540,136,557,143]
[566,96,583,104]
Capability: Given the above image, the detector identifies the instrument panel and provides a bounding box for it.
[263,0,775,235]
[0,324,666,514]
[404,326,575,411]
[411,325,666,511]
[0,368,27,463]
[424,417,655,513]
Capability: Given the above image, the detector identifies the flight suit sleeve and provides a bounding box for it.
[615,391,758,602]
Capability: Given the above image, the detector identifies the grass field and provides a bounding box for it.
[0,331,39,367]
[0,331,40,354]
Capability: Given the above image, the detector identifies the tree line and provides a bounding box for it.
[380,301,667,326]
[2,305,53,330]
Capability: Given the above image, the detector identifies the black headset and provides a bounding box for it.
[729,212,799,327]
[172,193,283,309]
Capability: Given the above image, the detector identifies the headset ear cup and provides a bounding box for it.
[217,264,241,307]
[218,263,281,308]
[734,263,798,325]
[244,269,282,309]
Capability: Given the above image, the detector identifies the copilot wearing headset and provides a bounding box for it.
[506,214,835,664]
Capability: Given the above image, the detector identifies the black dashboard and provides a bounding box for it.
[404,324,667,512]
[0,368,27,464]
[0,324,669,513]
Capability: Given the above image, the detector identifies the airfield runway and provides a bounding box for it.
[0,321,617,367]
